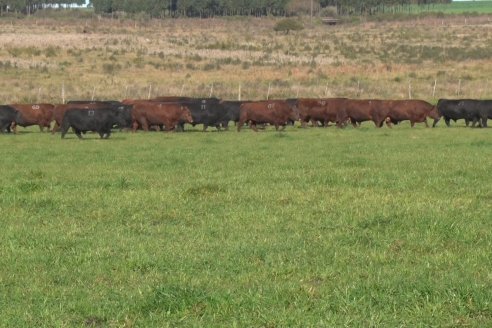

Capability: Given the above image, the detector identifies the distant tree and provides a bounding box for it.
[287,0,320,15]
[273,18,303,33]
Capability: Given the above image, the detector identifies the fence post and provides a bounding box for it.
[61,82,65,104]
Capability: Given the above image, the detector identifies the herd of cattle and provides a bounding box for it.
[0,96,490,138]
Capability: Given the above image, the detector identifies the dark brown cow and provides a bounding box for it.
[336,99,391,128]
[385,100,439,128]
[296,98,347,127]
[10,103,54,132]
[131,102,193,132]
[238,100,299,132]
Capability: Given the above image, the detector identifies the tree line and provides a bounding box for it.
[0,0,85,15]
[0,0,452,17]
[90,0,453,17]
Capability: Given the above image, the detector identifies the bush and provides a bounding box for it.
[273,19,304,34]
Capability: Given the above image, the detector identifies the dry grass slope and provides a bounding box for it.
[0,16,491,102]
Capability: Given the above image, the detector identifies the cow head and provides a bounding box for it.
[289,104,300,122]
[113,105,133,128]
[180,106,193,124]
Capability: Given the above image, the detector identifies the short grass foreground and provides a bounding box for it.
[0,125,491,327]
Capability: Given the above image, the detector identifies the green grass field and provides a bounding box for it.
[420,1,492,14]
[1,123,491,327]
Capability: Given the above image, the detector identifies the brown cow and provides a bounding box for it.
[10,104,54,132]
[336,99,391,128]
[385,100,439,128]
[131,102,193,132]
[238,100,299,132]
[296,98,347,127]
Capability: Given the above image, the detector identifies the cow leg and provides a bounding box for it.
[51,122,60,134]
[131,121,139,132]
[445,118,451,127]
[351,119,358,128]
[251,122,258,132]
[104,131,111,139]
[482,118,488,128]
[141,120,149,132]
[465,119,470,127]
[410,121,415,128]
[424,118,429,128]
[203,124,208,132]
[75,129,83,139]
[60,120,71,138]
[98,131,105,138]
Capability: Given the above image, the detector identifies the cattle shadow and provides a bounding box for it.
[59,136,128,141]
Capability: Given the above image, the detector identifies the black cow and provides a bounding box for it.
[434,99,482,127]
[174,98,228,131]
[0,105,17,133]
[61,107,132,139]
[219,100,252,130]
[67,100,124,107]
[456,100,492,128]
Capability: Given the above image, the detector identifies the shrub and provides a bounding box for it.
[273,19,304,34]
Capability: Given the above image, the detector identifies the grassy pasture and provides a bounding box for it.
[1,12,492,327]
[0,123,491,327]
[417,1,492,14]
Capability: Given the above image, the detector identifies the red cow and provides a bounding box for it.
[131,101,193,132]
[336,99,391,128]
[296,98,348,127]
[10,103,54,132]
[238,100,299,132]
[386,100,439,128]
